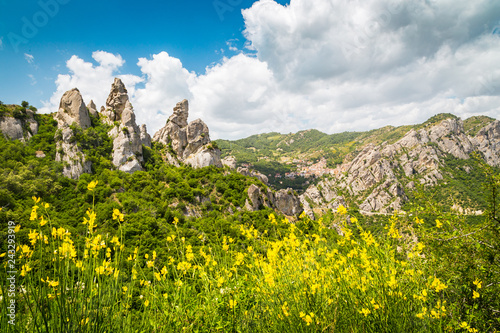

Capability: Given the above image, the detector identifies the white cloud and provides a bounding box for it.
[0,37,3,50]
[28,74,37,85]
[42,0,500,140]
[133,52,195,131]
[40,51,143,114]
[24,53,34,64]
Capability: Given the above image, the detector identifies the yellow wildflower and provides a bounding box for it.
[87,180,98,191]
[39,216,48,227]
[112,208,124,221]
[473,290,480,299]
[359,308,371,317]
[473,278,482,289]
[336,205,347,215]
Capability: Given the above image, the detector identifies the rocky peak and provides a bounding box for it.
[103,78,129,122]
[140,124,152,148]
[104,80,144,174]
[169,99,189,128]
[55,88,91,129]
[54,88,91,179]
[87,100,98,117]
[153,99,222,169]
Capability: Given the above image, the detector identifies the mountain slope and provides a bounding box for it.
[218,114,500,217]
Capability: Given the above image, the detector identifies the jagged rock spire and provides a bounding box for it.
[56,88,91,129]
[153,99,222,168]
[103,78,129,122]
[54,88,92,179]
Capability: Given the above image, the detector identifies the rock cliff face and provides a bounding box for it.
[153,100,222,168]
[0,110,38,142]
[222,156,237,169]
[101,78,130,123]
[140,124,152,148]
[87,100,98,118]
[300,117,500,217]
[237,167,269,184]
[54,88,92,179]
[101,79,144,173]
[244,184,302,216]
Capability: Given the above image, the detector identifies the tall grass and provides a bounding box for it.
[0,182,484,332]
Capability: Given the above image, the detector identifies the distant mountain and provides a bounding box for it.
[217,114,500,217]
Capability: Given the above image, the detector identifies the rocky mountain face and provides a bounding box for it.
[0,109,38,143]
[300,117,500,217]
[53,78,149,177]
[153,100,222,168]
[245,184,303,216]
[54,88,92,179]
[101,78,145,173]
[237,167,269,185]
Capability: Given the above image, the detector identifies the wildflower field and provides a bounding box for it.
[1,178,499,332]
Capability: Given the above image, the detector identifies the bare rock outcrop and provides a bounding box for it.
[245,184,263,211]
[470,120,500,166]
[55,89,91,129]
[302,116,500,215]
[222,156,237,169]
[101,78,130,123]
[87,100,98,118]
[153,100,222,168]
[237,167,269,184]
[275,188,303,216]
[105,90,144,173]
[54,88,92,179]
[0,109,38,142]
[140,124,152,148]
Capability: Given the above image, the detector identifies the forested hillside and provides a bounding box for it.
[0,100,499,332]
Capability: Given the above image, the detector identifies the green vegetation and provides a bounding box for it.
[463,116,495,136]
[1,185,499,331]
[0,108,499,331]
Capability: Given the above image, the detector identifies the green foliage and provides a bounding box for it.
[463,115,495,136]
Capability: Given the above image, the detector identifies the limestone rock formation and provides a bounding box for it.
[87,100,98,118]
[54,88,92,179]
[101,78,130,123]
[274,188,303,216]
[237,167,269,184]
[140,124,152,148]
[184,147,222,168]
[301,116,500,215]
[222,156,237,169]
[55,88,91,129]
[153,99,222,168]
[245,184,263,211]
[470,120,500,167]
[105,93,144,173]
[0,109,38,142]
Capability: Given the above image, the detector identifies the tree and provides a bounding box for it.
[21,101,29,108]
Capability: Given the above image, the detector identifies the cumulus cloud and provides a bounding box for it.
[42,0,500,140]
[133,52,195,130]
[40,51,143,114]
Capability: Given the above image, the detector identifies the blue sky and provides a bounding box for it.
[1,0,499,140]
[0,0,288,105]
